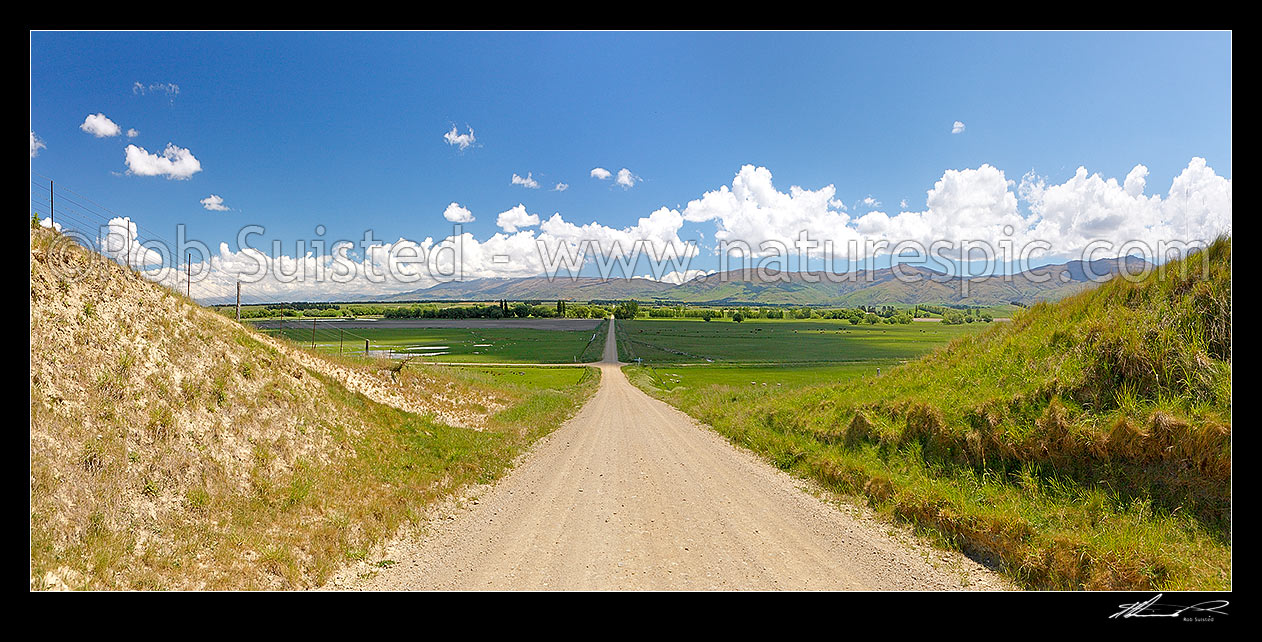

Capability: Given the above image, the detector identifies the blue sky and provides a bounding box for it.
[30,31,1232,296]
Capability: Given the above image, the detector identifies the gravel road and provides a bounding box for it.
[337,319,1006,590]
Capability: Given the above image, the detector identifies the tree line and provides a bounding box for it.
[225,299,993,324]
[383,300,611,319]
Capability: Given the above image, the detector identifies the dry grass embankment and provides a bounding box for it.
[30,227,599,589]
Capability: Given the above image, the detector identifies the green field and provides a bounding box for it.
[637,362,887,391]
[618,317,989,365]
[253,320,609,364]
[224,301,497,319]
[620,318,990,427]
[427,364,597,389]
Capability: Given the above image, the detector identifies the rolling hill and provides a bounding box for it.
[376,256,1150,306]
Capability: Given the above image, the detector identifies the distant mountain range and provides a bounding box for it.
[369,256,1150,307]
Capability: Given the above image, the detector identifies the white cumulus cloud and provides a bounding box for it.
[679,159,1230,262]
[1124,164,1149,197]
[200,195,230,211]
[590,167,612,180]
[80,113,122,138]
[124,143,203,180]
[554,182,569,192]
[1019,157,1231,255]
[856,164,1026,255]
[616,168,640,189]
[681,165,859,257]
[538,205,696,265]
[100,217,164,268]
[442,202,474,223]
[496,204,541,232]
[951,120,966,134]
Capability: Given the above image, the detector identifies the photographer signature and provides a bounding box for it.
[1110,594,1229,619]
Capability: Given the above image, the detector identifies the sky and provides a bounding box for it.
[29,31,1232,301]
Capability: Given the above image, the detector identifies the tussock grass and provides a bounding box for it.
[626,237,1231,590]
[30,227,600,590]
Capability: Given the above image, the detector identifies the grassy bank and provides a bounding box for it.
[30,226,600,589]
[626,238,1231,590]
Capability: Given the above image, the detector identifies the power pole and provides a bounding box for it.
[236,281,241,322]
[186,253,191,299]
[49,180,53,230]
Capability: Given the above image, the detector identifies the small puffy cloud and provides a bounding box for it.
[38,216,61,232]
[443,202,474,223]
[590,167,612,180]
[443,125,476,150]
[30,131,46,158]
[615,168,639,189]
[511,172,540,189]
[127,128,139,138]
[554,182,569,192]
[496,204,541,232]
[951,120,966,134]
[860,196,880,209]
[124,143,203,180]
[200,195,230,211]
[80,113,122,138]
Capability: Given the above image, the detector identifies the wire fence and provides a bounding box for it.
[248,319,386,357]
[30,172,382,358]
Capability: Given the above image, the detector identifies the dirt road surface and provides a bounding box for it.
[338,319,1006,590]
